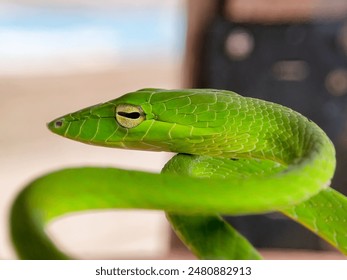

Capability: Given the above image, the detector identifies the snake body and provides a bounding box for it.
[10,88,347,259]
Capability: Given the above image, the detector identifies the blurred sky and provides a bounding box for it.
[0,1,185,75]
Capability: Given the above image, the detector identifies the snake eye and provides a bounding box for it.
[115,104,145,128]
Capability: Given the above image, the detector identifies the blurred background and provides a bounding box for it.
[182,0,347,259]
[0,0,185,259]
[1,0,347,259]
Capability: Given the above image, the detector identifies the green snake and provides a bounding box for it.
[10,88,347,259]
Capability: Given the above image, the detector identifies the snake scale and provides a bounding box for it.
[10,88,347,259]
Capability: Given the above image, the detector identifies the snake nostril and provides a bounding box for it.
[54,120,63,128]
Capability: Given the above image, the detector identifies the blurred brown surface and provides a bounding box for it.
[165,248,346,260]
[226,0,347,23]
[183,0,219,87]
[226,0,312,23]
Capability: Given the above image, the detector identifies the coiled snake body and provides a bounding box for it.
[10,89,347,259]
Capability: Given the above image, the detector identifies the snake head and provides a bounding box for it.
[47,89,206,152]
[47,88,242,155]
[47,100,120,146]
